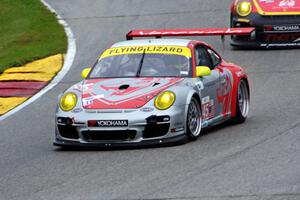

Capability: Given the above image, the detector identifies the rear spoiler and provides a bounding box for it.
[126,28,255,40]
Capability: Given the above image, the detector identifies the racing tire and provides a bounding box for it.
[233,79,250,123]
[186,97,202,141]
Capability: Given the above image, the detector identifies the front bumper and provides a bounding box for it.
[231,13,300,48]
[54,105,187,147]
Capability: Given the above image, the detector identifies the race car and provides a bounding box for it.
[54,28,252,147]
[230,0,300,48]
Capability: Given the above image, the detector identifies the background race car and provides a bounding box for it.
[54,28,251,147]
[230,0,300,48]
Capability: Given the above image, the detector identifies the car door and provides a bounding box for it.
[207,48,233,121]
[194,45,220,121]
[195,45,232,123]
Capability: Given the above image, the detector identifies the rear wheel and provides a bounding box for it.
[186,97,202,140]
[234,79,250,123]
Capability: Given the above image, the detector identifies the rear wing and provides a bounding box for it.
[126,28,255,40]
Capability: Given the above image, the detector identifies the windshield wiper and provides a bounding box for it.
[136,49,146,77]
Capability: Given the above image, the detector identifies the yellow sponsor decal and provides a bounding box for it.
[100,46,191,58]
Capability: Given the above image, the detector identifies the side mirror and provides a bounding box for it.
[81,68,91,79]
[196,66,211,77]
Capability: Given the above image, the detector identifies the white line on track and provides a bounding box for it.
[0,0,76,121]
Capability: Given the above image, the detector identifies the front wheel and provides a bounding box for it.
[186,98,202,141]
[233,79,250,123]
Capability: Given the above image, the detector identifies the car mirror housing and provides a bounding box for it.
[81,68,91,79]
[196,66,211,77]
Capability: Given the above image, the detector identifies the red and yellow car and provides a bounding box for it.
[231,0,300,48]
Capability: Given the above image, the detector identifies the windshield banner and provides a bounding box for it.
[100,46,191,58]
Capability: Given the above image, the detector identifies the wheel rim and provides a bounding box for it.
[238,80,249,118]
[187,99,202,137]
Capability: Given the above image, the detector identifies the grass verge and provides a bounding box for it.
[0,0,67,73]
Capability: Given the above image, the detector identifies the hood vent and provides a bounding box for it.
[118,84,130,90]
[152,82,160,87]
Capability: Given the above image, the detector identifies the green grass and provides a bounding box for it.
[0,0,67,73]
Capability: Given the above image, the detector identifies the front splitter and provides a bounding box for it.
[231,40,300,49]
[53,134,188,149]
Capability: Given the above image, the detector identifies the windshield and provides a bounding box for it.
[89,46,192,78]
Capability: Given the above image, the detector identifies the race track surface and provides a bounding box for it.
[0,0,299,199]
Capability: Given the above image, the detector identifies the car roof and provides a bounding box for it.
[111,39,192,48]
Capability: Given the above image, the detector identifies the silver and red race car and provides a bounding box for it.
[54,28,251,147]
[231,0,300,48]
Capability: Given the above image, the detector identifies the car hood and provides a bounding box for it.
[81,77,184,109]
[253,0,300,14]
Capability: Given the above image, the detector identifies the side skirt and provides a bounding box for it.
[202,113,231,128]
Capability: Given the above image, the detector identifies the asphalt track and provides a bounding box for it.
[0,0,300,199]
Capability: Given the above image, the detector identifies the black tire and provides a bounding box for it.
[186,97,202,141]
[233,79,250,123]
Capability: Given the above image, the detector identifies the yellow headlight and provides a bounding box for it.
[154,91,176,110]
[59,92,77,111]
[237,1,252,17]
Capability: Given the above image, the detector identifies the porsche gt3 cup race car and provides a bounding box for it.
[54,28,251,147]
[230,0,300,48]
